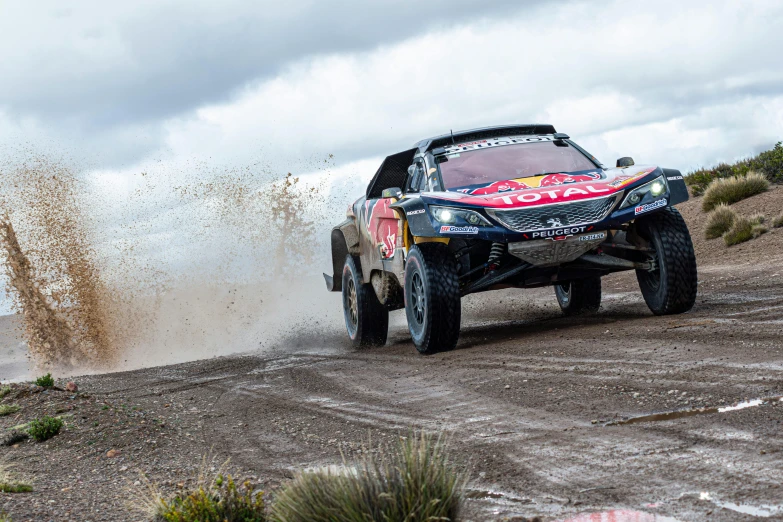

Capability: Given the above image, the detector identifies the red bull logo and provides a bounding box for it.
[469,179,530,195]
[539,172,602,187]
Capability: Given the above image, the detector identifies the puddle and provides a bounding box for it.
[699,492,783,518]
[556,510,680,522]
[606,396,783,426]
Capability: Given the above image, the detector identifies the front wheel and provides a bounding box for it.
[635,207,697,315]
[342,255,388,347]
[404,243,461,354]
[555,277,602,315]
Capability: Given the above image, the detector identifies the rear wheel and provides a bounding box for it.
[555,277,602,315]
[404,243,461,354]
[635,207,697,315]
[342,255,388,347]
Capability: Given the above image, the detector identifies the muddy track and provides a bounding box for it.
[2,191,783,521]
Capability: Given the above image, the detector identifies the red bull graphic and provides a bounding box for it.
[538,172,602,186]
[466,171,603,195]
[364,197,399,259]
[469,179,531,195]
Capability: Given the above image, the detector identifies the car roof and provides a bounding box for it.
[414,124,556,153]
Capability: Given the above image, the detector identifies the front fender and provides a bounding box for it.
[324,219,360,292]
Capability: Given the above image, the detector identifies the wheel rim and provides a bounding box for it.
[556,282,571,304]
[410,272,426,326]
[345,277,358,334]
[644,234,662,291]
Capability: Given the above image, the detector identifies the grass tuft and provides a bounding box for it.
[0,405,20,417]
[0,386,11,399]
[28,416,63,442]
[0,463,32,493]
[751,223,768,238]
[271,432,465,522]
[723,214,766,246]
[702,172,769,211]
[33,373,54,388]
[704,204,736,239]
[773,212,783,228]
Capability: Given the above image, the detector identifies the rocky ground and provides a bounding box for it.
[1,188,782,521]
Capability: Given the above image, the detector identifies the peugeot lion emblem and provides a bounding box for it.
[546,217,564,228]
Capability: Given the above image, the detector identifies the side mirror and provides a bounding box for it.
[616,157,635,167]
[381,187,402,199]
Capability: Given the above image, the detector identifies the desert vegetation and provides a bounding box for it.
[0,405,20,417]
[704,204,737,239]
[33,373,54,388]
[701,172,769,211]
[135,433,464,522]
[723,215,768,246]
[27,416,63,442]
[774,211,783,228]
[0,463,32,494]
[687,141,783,196]
[271,433,464,522]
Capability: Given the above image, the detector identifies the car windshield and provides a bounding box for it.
[437,141,598,190]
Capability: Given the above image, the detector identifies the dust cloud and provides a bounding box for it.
[0,153,347,375]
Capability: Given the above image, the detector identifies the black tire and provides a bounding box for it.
[342,255,388,347]
[554,277,602,315]
[404,243,461,354]
[634,207,697,315]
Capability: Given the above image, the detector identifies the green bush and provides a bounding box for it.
[774,212,783,228]
[705,204,736,239]
[686,142,783,194]
[156,474,265,522]
[28,416,63,442]
[33,374,54,388]
[271,433,464,522]
[0,405,20,416]
[750,141,783,183]
[702,172,769,211]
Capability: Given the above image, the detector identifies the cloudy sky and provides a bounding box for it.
[2,0,783,314]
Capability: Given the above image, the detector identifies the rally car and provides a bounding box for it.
[324,124,697,354]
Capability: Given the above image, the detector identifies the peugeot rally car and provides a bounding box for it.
[324,124,697,354]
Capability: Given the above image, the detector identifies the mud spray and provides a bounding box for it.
[0,154,346,376]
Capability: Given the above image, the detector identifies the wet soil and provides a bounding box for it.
[1,189,783,521]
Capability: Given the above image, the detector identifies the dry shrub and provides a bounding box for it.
[0,405,20,417]
[155,475,264,522]
[723,214,766,246]
[129,455,264,522]
[702,172,769,211]
[704,204,736,239]
[0,462,32,493]
[774,212,783,228]
[271,433,465,522]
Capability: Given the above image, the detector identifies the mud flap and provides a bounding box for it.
[323,273,335,291]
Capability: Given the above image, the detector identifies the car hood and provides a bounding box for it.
[421,166,660,209]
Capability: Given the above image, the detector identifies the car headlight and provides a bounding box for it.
[620,175,667,209]
[430,206,492,226]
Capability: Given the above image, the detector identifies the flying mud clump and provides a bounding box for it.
[0,161,115,369]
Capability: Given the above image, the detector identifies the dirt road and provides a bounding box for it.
[1,190,782,521]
